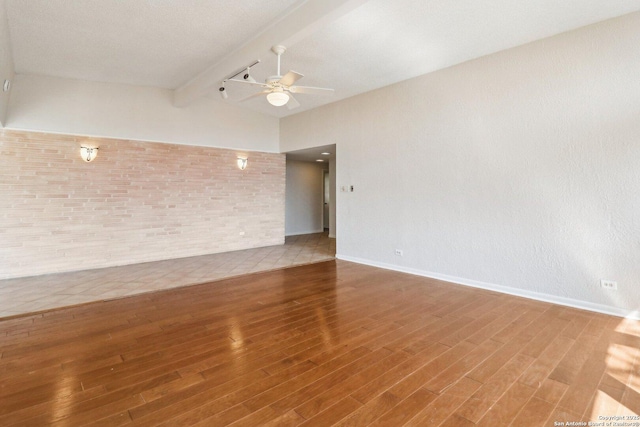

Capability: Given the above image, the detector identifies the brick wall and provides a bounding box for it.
[0,129,285,279]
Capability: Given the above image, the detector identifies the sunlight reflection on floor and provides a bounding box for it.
[590,318,640,421]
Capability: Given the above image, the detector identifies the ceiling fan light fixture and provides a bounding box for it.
[266,89,289,107]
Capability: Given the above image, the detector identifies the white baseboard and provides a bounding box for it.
[335,254,640,320]
[328,234,336,238]
[285,229,325,237]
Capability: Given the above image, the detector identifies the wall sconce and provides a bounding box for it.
[80,146,99,162]
[237,157,248,170]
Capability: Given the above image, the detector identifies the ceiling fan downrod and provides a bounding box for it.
[271,45,287,78]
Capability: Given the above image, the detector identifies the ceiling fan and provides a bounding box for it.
[220,45,334,109]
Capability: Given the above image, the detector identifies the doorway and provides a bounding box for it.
[284,144,336,240]
[323,170,330,231]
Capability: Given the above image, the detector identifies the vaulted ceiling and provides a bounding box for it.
[5,0,640,118]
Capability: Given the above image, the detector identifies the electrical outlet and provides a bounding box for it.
[395,249,403,256]
[600,279,617,290]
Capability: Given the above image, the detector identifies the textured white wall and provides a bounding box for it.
[285,160,325,236]
[6,74,279,152]
[0,1,14,126]
[281,13,640,317]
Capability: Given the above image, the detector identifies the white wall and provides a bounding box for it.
[6,74,279,152]
[281,12,640,318]
[285,160,325,236]
[0,1,14,127]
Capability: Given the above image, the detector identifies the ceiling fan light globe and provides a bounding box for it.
[267,91,289,106]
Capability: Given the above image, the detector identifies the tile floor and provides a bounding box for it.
[0,232,335,319]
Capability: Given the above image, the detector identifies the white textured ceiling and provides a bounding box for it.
[286,144,336,163]
[5,0,300,88]
[5,0,640,118]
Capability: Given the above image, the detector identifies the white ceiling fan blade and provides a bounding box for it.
[278,71,304,87]
[239,90,270,102]
[286,93,300,110]
[289,85,334,95]
[227,78,269,88]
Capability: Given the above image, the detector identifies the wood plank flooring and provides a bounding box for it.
[0,260,638,426]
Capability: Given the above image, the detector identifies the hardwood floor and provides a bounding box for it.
[0,260,638,426]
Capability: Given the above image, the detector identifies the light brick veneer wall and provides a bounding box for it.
[0,129,285,279]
